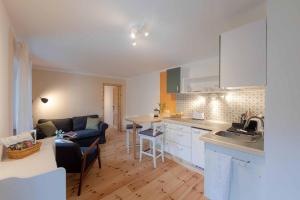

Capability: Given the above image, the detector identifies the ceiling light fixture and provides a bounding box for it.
[129,23,149,46]
[130,32,136,39]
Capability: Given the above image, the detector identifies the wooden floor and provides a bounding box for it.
[67,128,207,200]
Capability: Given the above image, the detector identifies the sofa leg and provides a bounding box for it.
[97,144,101,168]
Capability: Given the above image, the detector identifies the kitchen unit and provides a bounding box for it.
[201,126,264,200]
[162,116,265,200]
[204,142,264,200]
[165,19,267,94]
[163,118,230,170]
[164,122,192,163]
[220,19,267,88]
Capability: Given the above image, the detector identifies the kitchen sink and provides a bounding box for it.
[214,131,261,143]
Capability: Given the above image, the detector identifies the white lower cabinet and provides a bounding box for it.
[191,128,210,169]
[165,140,191,162]
[175,143,192,162]
[164,122,207,167]
[205,143,264,200]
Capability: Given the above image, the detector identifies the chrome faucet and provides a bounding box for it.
[244,116,264,136]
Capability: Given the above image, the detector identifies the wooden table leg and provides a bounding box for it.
[132,122,137,159]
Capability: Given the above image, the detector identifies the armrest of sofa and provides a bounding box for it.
[98,121,108,133]
[97,121,108,144]
[35,127,47,140]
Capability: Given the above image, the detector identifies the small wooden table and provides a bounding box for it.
[126,116,161,159]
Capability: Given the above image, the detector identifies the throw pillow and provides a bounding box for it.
[86,117,100,130]
[72,116,86,131]
[37,121,57,137]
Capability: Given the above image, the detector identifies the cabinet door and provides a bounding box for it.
[220,19,266,88]
[175,144,192,162]
[192,129,209,169]
[167,67,181,93]
[204,145,264,200]
[229,159,264,200]
[174,131,192,148]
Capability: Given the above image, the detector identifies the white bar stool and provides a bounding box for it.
[139,122,164,168]
[125,124,143,153]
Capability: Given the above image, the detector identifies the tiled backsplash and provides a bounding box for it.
[176,89,265,123]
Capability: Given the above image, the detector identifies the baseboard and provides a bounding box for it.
[164,153,204,175]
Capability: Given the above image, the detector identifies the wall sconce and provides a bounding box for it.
[40,97,48,104]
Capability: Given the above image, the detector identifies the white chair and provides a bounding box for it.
[125,124,143,153]
[139,122,164,168]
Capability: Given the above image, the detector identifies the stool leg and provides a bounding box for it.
[161,135,165,163]
[153,139,156,168]
[139,136,143,162]
[126,129,130,153]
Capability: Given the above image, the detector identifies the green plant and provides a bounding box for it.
[55,130,64,138]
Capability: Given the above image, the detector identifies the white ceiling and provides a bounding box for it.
[4,0,266,78]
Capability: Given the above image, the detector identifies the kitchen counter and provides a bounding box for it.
[163,117,264,156]
[201,133,264,156]
[163,118,231,131]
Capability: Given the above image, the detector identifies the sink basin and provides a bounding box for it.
[214,131,261,143]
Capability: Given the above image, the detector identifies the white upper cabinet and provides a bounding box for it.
[220,19,267,88]
[181,57,220,93]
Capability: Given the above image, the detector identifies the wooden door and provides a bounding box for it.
[112,86,120,130]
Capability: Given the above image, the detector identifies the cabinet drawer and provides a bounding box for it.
[165,129,191,147]
[168,124,191,133]
[165,128,175,141]
[165,141,191,163]
[174,130,191,147]
[164,140,171,154]
[174,144,191,162]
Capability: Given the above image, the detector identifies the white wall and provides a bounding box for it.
[0,1,13,137]
[104,86,113,126]
[265,0,300,199]
[126,71,160,117]
[32,69,126,124]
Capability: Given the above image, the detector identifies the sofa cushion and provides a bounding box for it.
[72,117,86,131]
[38,118,73,132]
[72,115,99,131]
[86,117,100,130]
[75,129,99,140]
[37,121,57,137]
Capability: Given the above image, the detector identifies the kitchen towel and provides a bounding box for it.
[204,149,232,200]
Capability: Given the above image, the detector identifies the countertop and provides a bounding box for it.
[163,118,231,131]
[0,137,57,180]
[163,117,264,156]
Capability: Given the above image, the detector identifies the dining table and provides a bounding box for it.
[125,115,162,159]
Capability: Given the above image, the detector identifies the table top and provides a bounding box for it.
[126,115,162,124]
[0,137,57,180]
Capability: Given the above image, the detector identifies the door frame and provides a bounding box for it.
[102,83,122,131]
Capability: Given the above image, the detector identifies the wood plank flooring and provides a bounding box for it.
[67,128,207,200]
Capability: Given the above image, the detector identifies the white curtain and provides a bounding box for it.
[13,42,33,134]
